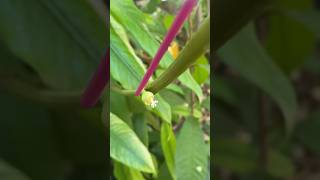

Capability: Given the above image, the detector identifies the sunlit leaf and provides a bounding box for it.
[111,0,203,99]
[110,113,156,173]
[175,118,208,180]
[161,123,176,180]
[110,15,146,90]
[152,94,172,123]
[114,161,146,180]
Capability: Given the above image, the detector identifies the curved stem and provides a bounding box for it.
[110,86,135,96]
[0,77,82,107]
[147,16,210,94]
[110,81,135,96]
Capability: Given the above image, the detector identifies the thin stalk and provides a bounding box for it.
[147,16,210,94]
[0,77,82,107]
[259,93,268,169]
[110,80,135,95]
[110,86,135,96]
[135,0,198,96]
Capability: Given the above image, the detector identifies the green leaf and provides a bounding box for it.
[0,44,28,77]
[214,139,294,178]
[214,138,257,173]
[127,96,147,113]
[111,0,171,68]
[110,16,146,90]
[147,17,209,98]
[160,90,185,105]
[191,56,210,85]
[212,76,238,106]
[295,112,320,154]
[218,24,297,131]
[0,0,106,90]
[110,113,155,173]
[132,114,149,146]
[111,0,203,99]
[110,90,132,123]
[166,84,184,95]
[163,15,175,30]
[288,10,320,39]
[0,91,64,180]
[267,150,294,178]
[0,159,31,180]
[157,163,174,180]
[152,94,172,123]
[177,71,203,100]
[141,0,161,13]
[114,161,146,180]
[110,16,172,123]
[266,0,315,73]
[212,0,270,50]
[175,118,208,180]
[52,109,107,165]
[161,123,176,180]
[172,105,202,119]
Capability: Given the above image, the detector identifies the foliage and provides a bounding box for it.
[213,0,320,179]
[0,0,107,180]
[109,0,210,179]
[1,0,320,180]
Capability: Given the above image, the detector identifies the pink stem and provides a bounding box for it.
[81,49,110,107]
[135,0,198,96]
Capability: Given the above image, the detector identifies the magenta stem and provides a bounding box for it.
[135,0,198,96]
[81,49,110,107]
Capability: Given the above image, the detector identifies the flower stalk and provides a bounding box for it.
[147,16,210,94]
[141,91,158,108]
[135,0,198,96]
[81,49,109,107]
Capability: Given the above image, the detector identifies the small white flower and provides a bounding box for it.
[141,91,158,108]
[196,166,203,173]
[150,99,158,108]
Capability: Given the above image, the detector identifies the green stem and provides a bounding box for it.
[110,81,135,95]
[0,77,82,107]
[147,16,210,94]
[110,86,136,96]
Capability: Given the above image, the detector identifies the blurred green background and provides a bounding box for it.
[213,0,320,179]
[0,0,108,179]
[110,0,210,179]
[1,0,320,179]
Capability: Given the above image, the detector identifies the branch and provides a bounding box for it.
[147,16,210,94]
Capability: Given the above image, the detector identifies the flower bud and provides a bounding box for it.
[141,91,158,108]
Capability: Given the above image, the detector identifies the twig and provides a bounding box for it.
[0,77,82,107]
[174,91,196,133]
[110,83,135,96]
[173,117,186,133]
[259,92,268,169]
[195,2,203,29]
